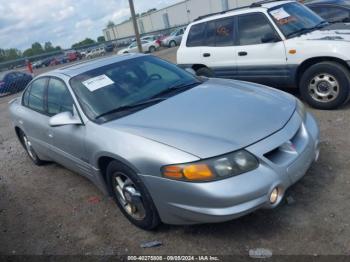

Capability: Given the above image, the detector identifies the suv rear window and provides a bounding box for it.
[206,17,234,46]
[186,23,206,47]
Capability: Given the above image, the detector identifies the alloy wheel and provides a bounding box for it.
[112,172,146,221]
[23,135,37,161]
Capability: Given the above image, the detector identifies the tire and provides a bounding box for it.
[106,161,160,230]
[19,130,44,166]
[299,62,350,110]
[149,46,156,53]
[169,41,176,48]
[196,66,214,77]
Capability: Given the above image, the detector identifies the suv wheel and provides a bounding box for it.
[300,62,350,109]
[196,67,214,77]
[107,161,160,230]
[169,41,176,48]
[20,131,44,165]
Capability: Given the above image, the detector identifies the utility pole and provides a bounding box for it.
[128,0,143,53]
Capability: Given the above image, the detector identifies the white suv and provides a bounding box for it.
[177,0,350,109]
[86,47,106,59]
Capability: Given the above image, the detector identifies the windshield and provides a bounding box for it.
[70,56,199,121]
[269,2,325,38]
[129,42,137,48]
[170,30,178,36]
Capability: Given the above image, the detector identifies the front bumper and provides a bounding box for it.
[140,111,320,225]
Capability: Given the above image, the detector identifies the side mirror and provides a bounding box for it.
[261,32,279,43]
[185,68,196,75]
[49,111,82,127]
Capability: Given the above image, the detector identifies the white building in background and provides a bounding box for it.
[103,0,256,41]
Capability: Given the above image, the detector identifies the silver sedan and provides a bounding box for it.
[9,54,320,230]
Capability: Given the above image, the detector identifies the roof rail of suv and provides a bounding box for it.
[193,0,288,22]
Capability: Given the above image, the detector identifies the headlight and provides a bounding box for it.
[162,150,259,182]
[296,98,306,120]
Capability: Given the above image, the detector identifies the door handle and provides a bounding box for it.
[203,53,211,57]
[238,51,248,56]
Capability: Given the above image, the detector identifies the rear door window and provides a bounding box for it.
[186,22,206,47]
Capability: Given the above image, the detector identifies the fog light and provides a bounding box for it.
[270,188,279,204]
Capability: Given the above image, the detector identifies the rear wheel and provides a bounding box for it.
[149,46,156,53]
[196,66,214,77]
[299,62,350,109]
[19,130,44,166]
[169,41,176,48]
[107,161,160,230]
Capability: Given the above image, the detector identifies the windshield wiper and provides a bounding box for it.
[314,21,329,29]
[286,27,314,38]
[151,81,200,99]
[95,81,200,120]
[287,21,329,38]
[95,97,166,119]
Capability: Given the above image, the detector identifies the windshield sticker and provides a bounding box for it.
[82,75,114,92]
[270,8,291,21]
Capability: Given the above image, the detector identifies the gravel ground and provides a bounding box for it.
[0,47,349,258]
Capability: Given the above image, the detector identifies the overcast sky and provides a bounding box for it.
[0,0,182,51]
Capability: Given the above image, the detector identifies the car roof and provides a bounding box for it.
[307,0,350,6]
[192,0,293,24]
[42,53,145,78]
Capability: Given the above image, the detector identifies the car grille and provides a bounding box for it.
[264,123,307,166]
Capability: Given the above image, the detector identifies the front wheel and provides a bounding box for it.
[169,41,176,48]
[299,62,350,110]
[107,161,160,230]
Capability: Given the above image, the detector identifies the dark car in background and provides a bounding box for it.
[42,57,55,67]
[0,71,32,94]
[104,43,115,52]
[306,0,350,23]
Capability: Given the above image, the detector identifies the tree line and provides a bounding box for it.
[0,42,60,63]
[0,36,106,64]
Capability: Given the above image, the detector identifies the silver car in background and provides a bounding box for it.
[161,26,186,47]
[8,54,320,230]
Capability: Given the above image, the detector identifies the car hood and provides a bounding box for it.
[105,79,296,158]
[299,23,350,41]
